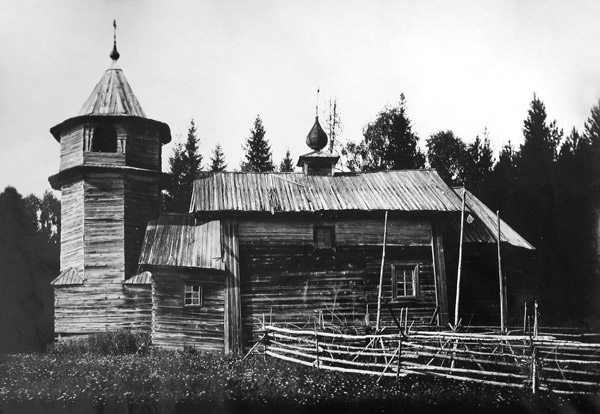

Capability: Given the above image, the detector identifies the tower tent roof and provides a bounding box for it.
[78,64,146,117]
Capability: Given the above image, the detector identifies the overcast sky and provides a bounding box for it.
[2,0,600,196]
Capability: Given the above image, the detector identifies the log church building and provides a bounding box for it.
[49,37,533,353]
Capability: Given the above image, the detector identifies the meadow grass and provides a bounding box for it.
[0,332,598,413]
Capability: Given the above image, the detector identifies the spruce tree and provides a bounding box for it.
[165,119,203,212]
[279,149,294,172]
[514,95,563,317]
[209,143,227,172]
[241,115,274,172]
[464,132,495,202]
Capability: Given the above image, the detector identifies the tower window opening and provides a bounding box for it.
[91,125,118,153]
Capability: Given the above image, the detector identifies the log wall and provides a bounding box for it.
[125,175,160,277]
[126,126,161,171]
[84,152,126,165]
[54,284,152,335]
[59,126,83,171]
[54,118,163,337]
[237,218,439,347]
[60,180,84,270]
[151,268,225,351]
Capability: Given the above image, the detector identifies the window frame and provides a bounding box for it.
[391,263,420,301]
[87,124,119,153]
[183,284,203,307]
[313,225,335,251]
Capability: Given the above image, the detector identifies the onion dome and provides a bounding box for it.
[306,116,328,151]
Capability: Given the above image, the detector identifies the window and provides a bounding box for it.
[314,226,335,250]
[184,284,203,307]
[91,124,118,153]
[391,263,419,300]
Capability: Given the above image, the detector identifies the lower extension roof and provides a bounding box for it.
[138,213,225,270]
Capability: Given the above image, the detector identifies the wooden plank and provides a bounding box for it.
[432,220,449,326]
[222,220,242,354]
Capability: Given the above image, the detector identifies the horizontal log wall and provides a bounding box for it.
[151,268,225,351]
[84,152,125,166]
[55,284,152,334]
[238,218,437,347]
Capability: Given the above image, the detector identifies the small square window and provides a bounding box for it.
[184,284,203,307]
[314,226,335,250]
[391,264,419,300]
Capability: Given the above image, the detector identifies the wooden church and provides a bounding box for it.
[49,36,533,353]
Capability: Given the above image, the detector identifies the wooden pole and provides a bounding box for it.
[454,189,467,328]
[534,301,539,338]
[376,211,389,331]
[497,211,506,334]
[523,302,528,335]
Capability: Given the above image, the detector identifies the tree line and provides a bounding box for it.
[1,90,598,353]
[165,94,600,326]
[0,188,59,352]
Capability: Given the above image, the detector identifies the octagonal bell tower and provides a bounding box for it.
[49,27,171,337]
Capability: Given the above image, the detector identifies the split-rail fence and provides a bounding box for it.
[254,325,600,395]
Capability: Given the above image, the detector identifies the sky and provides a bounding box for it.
[2,0,600,197]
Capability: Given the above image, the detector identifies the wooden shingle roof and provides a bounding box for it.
[450,188,534,250]
[78,63,146,117]
[191,170,463,214]
[139,214,225,270]
[51,268,85,286]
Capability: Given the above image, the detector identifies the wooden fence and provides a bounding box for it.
[257,325,600,395]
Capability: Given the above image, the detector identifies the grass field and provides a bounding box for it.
[0,332,598,413]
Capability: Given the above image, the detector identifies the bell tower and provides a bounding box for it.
[49,24,171,336]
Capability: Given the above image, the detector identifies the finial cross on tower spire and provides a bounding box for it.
[110,20,120,61]
[316,87,320,117]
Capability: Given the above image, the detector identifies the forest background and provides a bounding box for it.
[1,93,599,352]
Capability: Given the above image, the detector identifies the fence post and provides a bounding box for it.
[531,346,538,394]
[523,302,527,335]
[534,301,539,338]
[396,338,402,379]
[314,329,320,369]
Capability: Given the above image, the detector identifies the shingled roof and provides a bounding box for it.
[190,170,463,213]
[450,188,534,250]
[78,62,146,118]
[139,214,225,270]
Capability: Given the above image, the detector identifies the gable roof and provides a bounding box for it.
[139,214,225,270]
[78,64,146,118]
[191,170,463,214]
[451,188,534,250]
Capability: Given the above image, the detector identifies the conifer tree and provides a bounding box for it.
[209,143,227,172]
[583,100,600,147]
[464,131,495,201]
[241,115,274,172]
[516,95,562,243]
[165,119,203,212]
[279,149,294,172]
